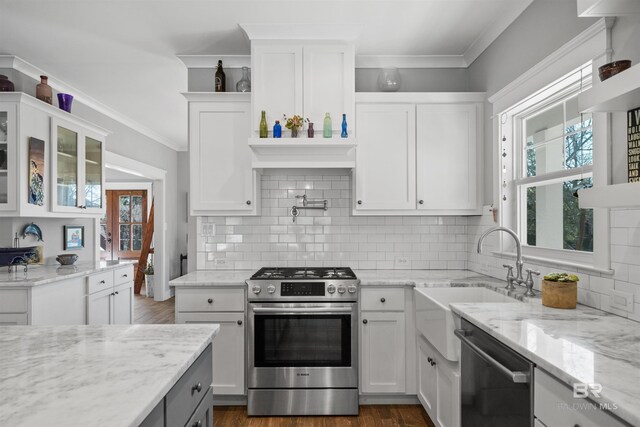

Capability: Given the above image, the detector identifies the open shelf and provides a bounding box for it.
[248,138,357,169]
[578,182,640,208]
[579,63,640,113]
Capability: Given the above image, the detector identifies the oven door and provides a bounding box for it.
[248,302,358,389]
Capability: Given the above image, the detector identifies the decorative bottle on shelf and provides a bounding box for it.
[273,120,282,138]
[307,122,314,138]
[259,111,268,138]
[0,75,14,92]
[236,66,251,92]
[36,75,52,104]
[341,114,348,138]
[214,60,226,92]
[323,113,332,138]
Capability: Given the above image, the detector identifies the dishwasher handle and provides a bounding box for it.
[454,328,530,384]
[252,307,353,314]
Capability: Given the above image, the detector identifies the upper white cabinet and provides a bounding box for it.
[354,93,484,216]
[0,93,108,217]
[186,94,259,216]
[251,41,355,135]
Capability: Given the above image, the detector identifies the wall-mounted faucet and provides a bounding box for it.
[476,226,538,296]
[290,194,328,222]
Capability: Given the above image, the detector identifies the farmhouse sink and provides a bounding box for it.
[414,287,521,361]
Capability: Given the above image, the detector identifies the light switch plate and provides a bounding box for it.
[214,258,227,266]
[610,290,634,312]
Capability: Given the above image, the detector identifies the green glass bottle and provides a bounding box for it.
[259,111,268,138]
[323,112,332,138]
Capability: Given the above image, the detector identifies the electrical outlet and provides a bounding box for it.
[214,258,227,266]
[395,257,410,267]
[610,290,634,312]
[201,223,215,237]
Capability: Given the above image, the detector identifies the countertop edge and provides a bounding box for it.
[0,262,136,287]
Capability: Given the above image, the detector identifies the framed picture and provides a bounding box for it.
[28,137,45,206]
[64,225,84,250]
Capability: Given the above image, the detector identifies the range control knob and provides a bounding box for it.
[327,284,336,294]
[347,285,357,294]
[337,285,346,294]
[267,285,276,294]
[251,285,262,294]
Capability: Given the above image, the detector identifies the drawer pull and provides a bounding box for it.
[380,297,386,303]
[99,280,106,284]
[192,382,202,393]
[237,320,243,325]
[207,298,213,304]
[192,421,202,427]
[362,319,368,324]
[123,274,128,277]
[114,291,119,295]
[430,359,436,367]
[427,357,432,363]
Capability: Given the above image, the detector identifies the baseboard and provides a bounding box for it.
[213,395,247,406]
[359,394,420,405]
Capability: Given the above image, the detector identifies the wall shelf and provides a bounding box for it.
[248,138,356,169]
[578,63,640,113]
[578,182,640,208]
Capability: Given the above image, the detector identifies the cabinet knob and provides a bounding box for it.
[99,280,105,284]
[430,360,436,366]
[237,320,243,326]
[114,291,119,295]
[419,200,424,205]
[207,298,213,304]
[192,382,202,393]
[246,200,252,205]
[357,200,362,205]
[192,421,202,427]
[380,297,386,303]
[362,319,368,324]
[123,274,128,277]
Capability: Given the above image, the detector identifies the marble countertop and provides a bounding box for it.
[170,270,254,287]
[0,324,219,427]
[450,302,640,426]
[0,261,135,287]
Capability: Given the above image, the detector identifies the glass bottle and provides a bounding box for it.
[273,120,282,138]
[236,66,251,92]
[259,111,268,138]
[323,113,332,138]
[36,75,52,104]
[307,123,314,138]
[215,60,226,92]
[341,114,348,138]
[0,75,14,92]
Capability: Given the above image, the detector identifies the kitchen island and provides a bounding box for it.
[0,324,219,426]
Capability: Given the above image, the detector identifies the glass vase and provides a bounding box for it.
[291,127,299,138]
[377,68,401,92]
[236,66,251,92]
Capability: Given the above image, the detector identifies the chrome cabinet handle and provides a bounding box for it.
[380,297,386,303]
[357,200,362,205]
[192,382,202,393]
[207,298,213,304]
[237,320,243,325]
[246,200,251,205]
[419,200,424,205]
[253,307,352,314]
[362,319,368,324]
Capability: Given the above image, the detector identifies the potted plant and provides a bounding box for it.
[541,272,579,309]
[283,114,304,138]
[144,262,154,298]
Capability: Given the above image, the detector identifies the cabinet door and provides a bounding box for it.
[113,282,133,324]
[355,104,416,210]
[178,312,245,395]
[189,102,255,214]
[82,131,105,214]
[87,288,112,325]
[418,338,437,417]
[252,43,303,132]
[0,313,28,325]
[360,311,406,393]
[0,102,17,211]
[51,118,82,213]
[303,44,355,133]
[416,103,478,212]
[435,355,460,427]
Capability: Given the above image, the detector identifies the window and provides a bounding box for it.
[500,64,595,260]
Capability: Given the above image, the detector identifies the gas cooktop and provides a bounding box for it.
[250,267,357,280]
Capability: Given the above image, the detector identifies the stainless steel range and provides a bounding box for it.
[246,267,360,416]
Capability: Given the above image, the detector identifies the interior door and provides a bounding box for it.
[102,190,147,261]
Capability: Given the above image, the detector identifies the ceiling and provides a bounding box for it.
[0,0,534,151]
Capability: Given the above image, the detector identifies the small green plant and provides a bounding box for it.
[543,272,579,282]
[143,262,154,275]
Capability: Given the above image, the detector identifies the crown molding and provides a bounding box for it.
[0,55,182,151]
[355,55,467,69]
[178,55,251,69]
[240,23,362,41]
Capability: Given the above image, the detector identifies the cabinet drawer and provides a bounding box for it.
[166,344,213,427]
[361,288,405,311]
[534,368,627,427]
[0,289,28,313]
[0,313,28,325]
[186,387,214,427]
[113,265,134,286]
[87,271,114,294]
[176,288,245,312]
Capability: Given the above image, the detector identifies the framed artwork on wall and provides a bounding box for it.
[28,137,45,206]
[64,225,84,250]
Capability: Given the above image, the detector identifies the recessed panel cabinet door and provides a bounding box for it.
[418,338,437,416]
[355,104,416,210]
[416,104,478,211]
[87,288,112,325]
[360,311,406,393]
[112,282,133,324]
[189,102,254,214]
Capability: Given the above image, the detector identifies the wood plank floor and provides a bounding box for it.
[133,293,175,324]
[213,405,435,427]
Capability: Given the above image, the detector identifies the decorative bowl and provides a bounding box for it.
[598,60,632,81]
[56,253,78,265]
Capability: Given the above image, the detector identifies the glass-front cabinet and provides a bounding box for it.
[0,104,16,211]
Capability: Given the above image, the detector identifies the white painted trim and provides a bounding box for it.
[355,55,467,69]
[178,55,251,69]
[239,23,362,41]
[355,92,486,104]
[487,18,611,114]
[181,92,251,103]
[105,182,154,215]
[578,0,640,17]
[105,151,166,180]
[463,0,535,66]
[0,55,181,151]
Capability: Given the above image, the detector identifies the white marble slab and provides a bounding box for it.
[0,261,135,287]
[356,269,507,288]
[0,324,218,427]
[450,302,640,426]
[169,270,253,287]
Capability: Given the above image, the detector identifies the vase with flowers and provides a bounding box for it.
[283,114,304,138]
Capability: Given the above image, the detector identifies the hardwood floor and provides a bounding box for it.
[133,293,175,324]
[213,405,436,427]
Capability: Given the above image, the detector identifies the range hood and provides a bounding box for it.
[248,137,357,169]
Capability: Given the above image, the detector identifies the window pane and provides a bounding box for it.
[565,97,592,132]
[132,196,143,223]
[85,137,102,208]
[119,225,131,251]
[57,126,78,207]
[565,129,593,169]
[119,195,130,222]
[526,137,564,177]
[132,224,142,251]
[526,177,593,252]
[525,103,564,142]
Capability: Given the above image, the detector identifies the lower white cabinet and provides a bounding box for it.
[87,266,134,325]
[175,287,246,396]
[418,335,460,427]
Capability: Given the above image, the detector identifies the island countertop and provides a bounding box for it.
[0,260,135,287]
[450,302,640,426]
[0,324,219,426]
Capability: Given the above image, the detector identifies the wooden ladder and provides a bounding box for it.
[135,199,154,294]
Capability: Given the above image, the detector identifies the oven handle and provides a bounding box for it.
[454,329,530,384]
[251,307,354,314]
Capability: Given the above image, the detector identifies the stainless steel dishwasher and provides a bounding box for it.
[455,318,534,427]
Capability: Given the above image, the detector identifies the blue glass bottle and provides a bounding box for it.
[341,114,348,138]
[273,120,282,138]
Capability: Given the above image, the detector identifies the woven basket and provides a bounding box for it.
[541,280,577,309]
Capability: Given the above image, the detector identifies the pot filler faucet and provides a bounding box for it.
[476,227,539,297]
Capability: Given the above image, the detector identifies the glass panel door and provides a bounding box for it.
[104,190,147,261]
[84,136,102,208]
[57,126,78,208]
[0,112,8,204]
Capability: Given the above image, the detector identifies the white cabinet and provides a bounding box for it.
[360,311,405,393]
[87,266,134,325]
[187,97,259,216]
[88,288,112,325]
[251,41,354,135]
[418,335,460,427]
[113,282,133,324]
[175,287,246,395]
[354,93,484,216]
